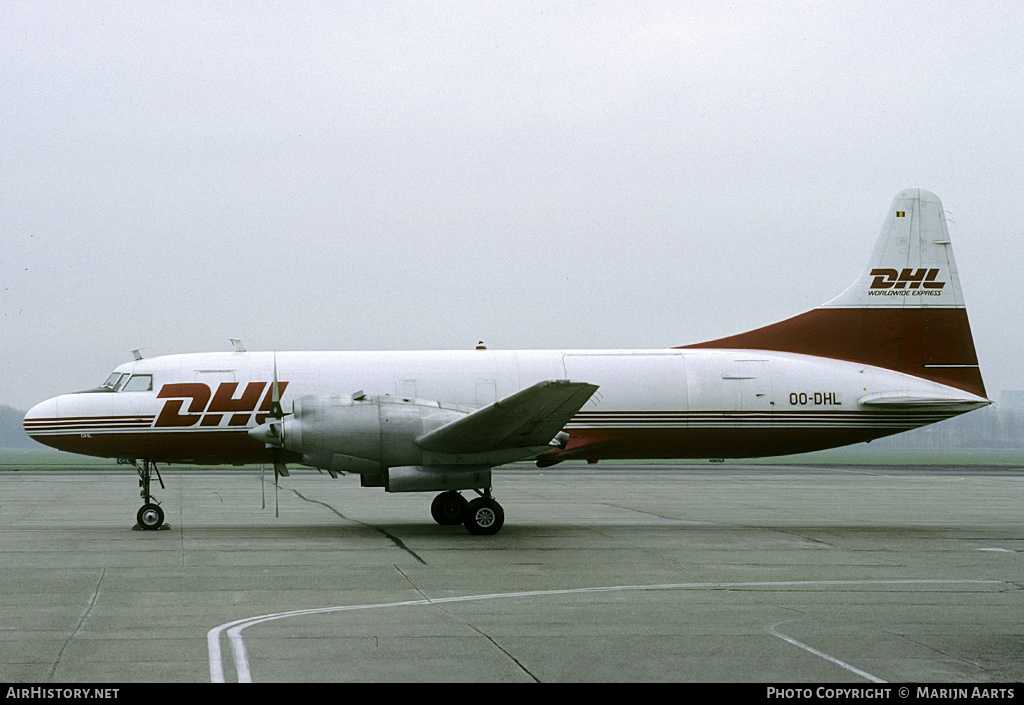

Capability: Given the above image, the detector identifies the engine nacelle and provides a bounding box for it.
[270,392,472,477]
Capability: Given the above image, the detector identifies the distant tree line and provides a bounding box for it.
[871,405,1024,450]
[0,406,34,448]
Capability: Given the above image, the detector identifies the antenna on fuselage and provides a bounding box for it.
[230,338,246,352]
[130,348,145,361]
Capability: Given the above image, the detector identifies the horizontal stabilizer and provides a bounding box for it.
[416,379,598,454]
[858,390,990,409]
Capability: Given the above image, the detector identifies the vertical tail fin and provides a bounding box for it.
[681,189,987,398]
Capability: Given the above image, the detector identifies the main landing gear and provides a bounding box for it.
[430,490,504,535]
[129,459,167,531]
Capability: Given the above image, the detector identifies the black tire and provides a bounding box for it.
[463,497,504,535]
[431,491,468,525]
[137,503,164,530]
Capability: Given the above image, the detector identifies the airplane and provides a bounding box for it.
[23,189,990,535]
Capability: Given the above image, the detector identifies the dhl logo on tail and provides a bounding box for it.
[868,268,945,295]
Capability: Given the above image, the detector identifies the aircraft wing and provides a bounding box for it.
[415,379,598,454]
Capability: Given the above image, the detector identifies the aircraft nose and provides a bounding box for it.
[23,397,59,444]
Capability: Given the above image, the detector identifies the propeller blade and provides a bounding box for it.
[268,352,288,483]
[270,352,283,420]
[261,354,289,517]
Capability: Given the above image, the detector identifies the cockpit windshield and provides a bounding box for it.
[100,372,152,392]
[102,373,129,391]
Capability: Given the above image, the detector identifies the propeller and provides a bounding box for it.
[259,353,289,517]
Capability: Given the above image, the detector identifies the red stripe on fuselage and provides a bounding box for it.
[545,424,913,462]
[27,427,295,465]
[680,307,986,397]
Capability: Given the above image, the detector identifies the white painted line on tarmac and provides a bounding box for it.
[769,623,886,683]
[207,579,1003,683]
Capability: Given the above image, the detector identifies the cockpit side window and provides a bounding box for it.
[122,374,153,392]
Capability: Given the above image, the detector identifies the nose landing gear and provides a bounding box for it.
[129,459,168,531]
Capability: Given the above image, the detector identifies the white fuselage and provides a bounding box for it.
[24,348,986,466]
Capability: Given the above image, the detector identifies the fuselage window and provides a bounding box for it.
[122,374,153,392]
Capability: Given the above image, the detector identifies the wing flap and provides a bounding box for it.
[415,380,598,454]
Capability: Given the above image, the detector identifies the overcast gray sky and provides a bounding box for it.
[2,1,1022,412]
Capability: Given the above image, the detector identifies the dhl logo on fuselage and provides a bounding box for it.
[155,381,288,428]
[868,268,946,296]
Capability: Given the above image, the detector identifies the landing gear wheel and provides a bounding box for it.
[431,491,468,525]
[136,503,164,530]
[463,497,504,535]
[132,459,167,530]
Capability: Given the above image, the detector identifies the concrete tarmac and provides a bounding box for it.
[0,464,1021,683]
